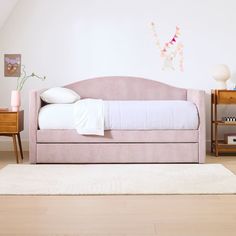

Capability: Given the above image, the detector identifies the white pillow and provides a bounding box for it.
[40,87,80,104]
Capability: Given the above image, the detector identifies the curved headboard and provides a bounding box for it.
[65,76,187,100]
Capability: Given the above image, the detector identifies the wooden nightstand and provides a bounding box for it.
[0,110,24,163]
[211,90,236,156]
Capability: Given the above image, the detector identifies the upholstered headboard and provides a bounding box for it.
[64,77,187,100]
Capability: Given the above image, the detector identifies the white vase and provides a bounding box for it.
[212,64,231,89]
[11,90,21,111]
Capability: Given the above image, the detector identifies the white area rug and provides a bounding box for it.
[0,164,236,195]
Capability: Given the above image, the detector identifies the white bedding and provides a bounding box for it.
[74,99,104,136]
[38,100,199,131]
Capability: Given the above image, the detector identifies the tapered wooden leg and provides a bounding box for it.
[17,133,24,160]
[12,135,19,164]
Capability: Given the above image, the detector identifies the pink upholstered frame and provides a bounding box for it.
[29,77,206,164]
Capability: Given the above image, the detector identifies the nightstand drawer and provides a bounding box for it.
[217,91,236,104]
[0,111,23,133]
[0,113,17,122]
[0,124,17,132]
[0,110,24,163]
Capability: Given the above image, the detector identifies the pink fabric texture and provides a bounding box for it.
[37,143,198,163]
[187,89,206,163]
[65,76,187,100]
[29,77,205,164]
[37,130,199,143]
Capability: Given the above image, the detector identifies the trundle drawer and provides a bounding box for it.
[37,143,199,163]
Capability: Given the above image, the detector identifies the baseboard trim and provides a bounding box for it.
[206,140,211,152]
[0,140,29,151]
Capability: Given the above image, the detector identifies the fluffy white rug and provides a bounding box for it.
[0,164,235,195]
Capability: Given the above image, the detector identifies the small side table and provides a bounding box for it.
[0,110,24,163]
[211,90,236,156]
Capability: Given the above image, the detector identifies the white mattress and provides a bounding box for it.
[38,100,199,130]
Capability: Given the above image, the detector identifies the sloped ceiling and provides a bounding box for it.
[0,0,18,30]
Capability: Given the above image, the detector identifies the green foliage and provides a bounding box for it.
[17,65,46,91]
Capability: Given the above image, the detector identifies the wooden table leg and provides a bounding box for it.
[12,134,19,164]
[17,133,24,160]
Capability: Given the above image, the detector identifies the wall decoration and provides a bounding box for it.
[150,22,184,72]
[4,54,21,77]
[10,65,46,111]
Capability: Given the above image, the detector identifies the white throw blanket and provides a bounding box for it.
[74,99,104,136]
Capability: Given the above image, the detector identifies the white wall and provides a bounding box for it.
[1,0,236,150]
[0,0,18,29]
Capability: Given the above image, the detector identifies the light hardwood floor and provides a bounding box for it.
[0,152,236,236]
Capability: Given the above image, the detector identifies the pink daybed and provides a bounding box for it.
[29,77,206,164]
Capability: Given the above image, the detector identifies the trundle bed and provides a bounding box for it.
[29,77,206,163]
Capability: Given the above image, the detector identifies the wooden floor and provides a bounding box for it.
[0,152,236,236]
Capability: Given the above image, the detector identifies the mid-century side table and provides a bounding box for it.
[0,110,24,163]
[211,90,236,156]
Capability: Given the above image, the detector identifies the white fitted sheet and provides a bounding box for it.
[38,100,199,130]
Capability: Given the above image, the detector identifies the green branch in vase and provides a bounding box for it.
[16,65,46,91]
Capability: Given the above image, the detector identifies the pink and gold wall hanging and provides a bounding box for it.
[150,22,184,72]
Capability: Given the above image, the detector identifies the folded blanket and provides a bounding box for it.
[73,99,104,136]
